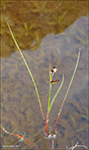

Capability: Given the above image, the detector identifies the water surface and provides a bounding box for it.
[1,16,88,149]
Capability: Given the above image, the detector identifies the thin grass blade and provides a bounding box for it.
[5,19,46,127]
[49,74,64,112]
[52,48,81,135]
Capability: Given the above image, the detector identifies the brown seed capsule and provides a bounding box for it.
[50,79,60,84]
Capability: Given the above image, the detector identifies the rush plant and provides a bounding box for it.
[1,19,81,149]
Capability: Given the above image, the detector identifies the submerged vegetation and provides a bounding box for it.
[1,1,88,57]
[1,19,88,150]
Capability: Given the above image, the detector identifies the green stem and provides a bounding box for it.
[48,65,52,111]
[48,84,52,110]
[46,82,51,136]
[46,65,52,136]
[52,48,81,135]
[49,74,64,112]
[5,18,46,127]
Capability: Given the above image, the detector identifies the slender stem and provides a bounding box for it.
[48,64,52,111]
[52,139,54,150]
[46,65,52,136]
[52,48,81,135]
[46,67,64,136]
[48,84,52,110]
[1,125,38,149]
[5,19,46,128]
[49,74,64,112]
[45,114,49,136]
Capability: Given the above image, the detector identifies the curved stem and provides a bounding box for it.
[1,125,38,149]
[5,19,46,128]
[52,48,81,135]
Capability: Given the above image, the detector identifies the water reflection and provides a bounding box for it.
[1,16,88,149]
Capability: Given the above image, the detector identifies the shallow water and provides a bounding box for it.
[1,1,88,57]
[1,16,88,149]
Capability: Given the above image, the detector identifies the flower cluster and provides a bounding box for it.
[50,66,59,84]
